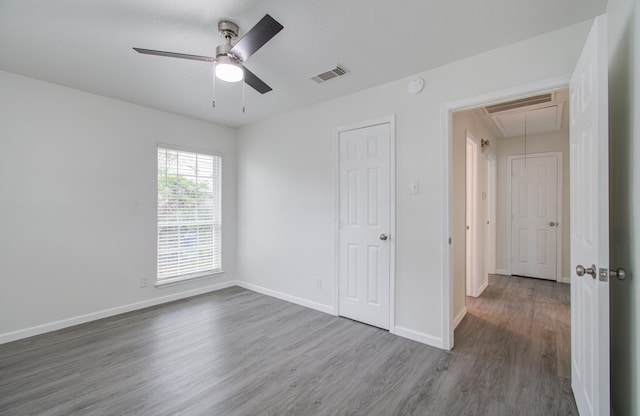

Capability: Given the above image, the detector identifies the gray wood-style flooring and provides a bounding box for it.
[0,275,577,415]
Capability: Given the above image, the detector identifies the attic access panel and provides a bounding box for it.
[491,104,564,137]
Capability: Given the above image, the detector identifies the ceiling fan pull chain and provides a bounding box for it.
[212,66,216,108]
[242,78,246,113]
[524,114,527,167]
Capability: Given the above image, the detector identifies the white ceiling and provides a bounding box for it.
[0,0,607,128]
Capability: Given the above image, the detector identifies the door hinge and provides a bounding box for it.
[448,237,452,245]
[599,268,609,282]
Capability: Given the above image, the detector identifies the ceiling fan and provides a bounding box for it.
[133,14,283,96]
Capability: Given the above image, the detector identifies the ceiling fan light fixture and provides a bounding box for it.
[134,14,282,95]
[215,56,243,83]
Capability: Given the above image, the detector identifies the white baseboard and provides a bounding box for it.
[0,280,238,344]
[453,307,467,329]
[495,269,510,276]
[559,276,571,284]
[2,279,445,354]
[235,283,449,350]
[475,280,488,296]
[394,326,443,349]
[236,281,336,316]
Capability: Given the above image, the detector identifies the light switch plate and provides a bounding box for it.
[409,180,419,195]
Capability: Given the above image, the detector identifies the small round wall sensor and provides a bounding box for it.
[408,78,425,94]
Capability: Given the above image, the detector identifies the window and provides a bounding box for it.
[157,147,222,284]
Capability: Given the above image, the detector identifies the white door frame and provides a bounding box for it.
[487,153,497,275]
[506,152,564,282]
[441,76,570,350]
[334,114,396,333]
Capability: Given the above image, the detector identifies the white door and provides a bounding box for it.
[510,155,559,280]
[338,123,391,330]
[466,136,479,296]
[570,15,610,416]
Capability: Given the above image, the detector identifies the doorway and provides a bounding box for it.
[451,89,571,292]
[443,77,572,352]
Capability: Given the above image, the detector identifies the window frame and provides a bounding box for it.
[156,144,223,286]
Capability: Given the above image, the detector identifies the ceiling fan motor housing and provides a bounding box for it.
[218,21,239,40]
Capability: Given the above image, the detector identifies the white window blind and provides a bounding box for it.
[157,147,222,283]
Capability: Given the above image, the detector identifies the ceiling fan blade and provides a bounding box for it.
[133,48,215,62]
[229,14,283,61]
[243,66,272,94]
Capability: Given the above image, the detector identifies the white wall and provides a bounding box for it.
[237,20,592,347]
[494,129,571,280]
[607,0,639,414]
[451,110,497,323]
[0,71,237,340]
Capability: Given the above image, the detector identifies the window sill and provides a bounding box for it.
[155,270,224,288]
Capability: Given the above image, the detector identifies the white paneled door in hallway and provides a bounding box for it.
[338,122,392,330]
[510,154,559,280]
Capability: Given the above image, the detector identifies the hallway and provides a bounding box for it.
[454,274,576,414]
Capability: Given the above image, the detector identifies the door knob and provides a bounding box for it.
[609,268,627,281]
[379,233,388,241]
[549,221,557,226]
[576,264,596,278]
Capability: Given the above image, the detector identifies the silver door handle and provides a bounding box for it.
[379,233,388,241]
[576,264,596,279]
[610,268,627,281]
[549,221,557,226]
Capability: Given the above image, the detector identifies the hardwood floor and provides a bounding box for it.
[0,275,576,415]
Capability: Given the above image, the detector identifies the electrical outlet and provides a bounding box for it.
[316,278,323,290]
[140,276,149,288]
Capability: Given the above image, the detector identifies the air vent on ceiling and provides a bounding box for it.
[484,93,554,114]
[311,64,350,84]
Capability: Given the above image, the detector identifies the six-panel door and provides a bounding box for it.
[338,123,391,330]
